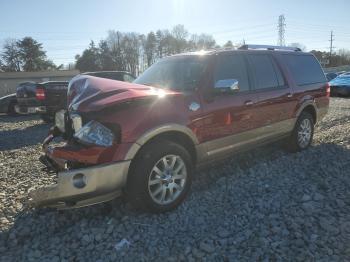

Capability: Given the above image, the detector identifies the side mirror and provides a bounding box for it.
[214,79,240,93]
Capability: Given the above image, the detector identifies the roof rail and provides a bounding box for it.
[238,44,301,52]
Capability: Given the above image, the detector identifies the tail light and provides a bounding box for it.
[326,83,330,97]
[36,86,46,100]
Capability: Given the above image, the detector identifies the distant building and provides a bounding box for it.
[0,70,79,97]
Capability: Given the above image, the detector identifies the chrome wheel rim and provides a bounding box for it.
[297,118,312,148]
[148,154,187,205]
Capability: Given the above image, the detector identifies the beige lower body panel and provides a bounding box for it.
[196,118,296,165]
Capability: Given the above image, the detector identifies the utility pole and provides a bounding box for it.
[329,30,335,66]
[278,15,286,46]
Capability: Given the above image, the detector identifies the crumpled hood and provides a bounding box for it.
[329,76,350,86]
[68,75,180,112]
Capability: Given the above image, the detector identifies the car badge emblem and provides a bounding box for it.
[189,102,200,112]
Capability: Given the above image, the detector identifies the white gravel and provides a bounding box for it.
[0,97,350,261]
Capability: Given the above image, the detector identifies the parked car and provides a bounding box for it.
[0,93,18,115]
[15,81,69,122]
[329,72,350,96]
[15,71,136,122]
[29,45,329,213]
[325,72,338,81]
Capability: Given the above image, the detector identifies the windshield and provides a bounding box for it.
[134,56,209,90]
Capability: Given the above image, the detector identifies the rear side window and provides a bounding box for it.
[214,54,250,92]
[247,54,282,90]
[283,54,326,85]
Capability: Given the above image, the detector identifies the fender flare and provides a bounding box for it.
[124,124,199,160]
[295,100,318,123]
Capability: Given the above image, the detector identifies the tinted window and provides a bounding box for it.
[134,56,208,90]
[271,58,285,86]
[283,54,326,85]
[214,54,250,92]
[88,72,124,81]
[248,54,279,89]
[123,74,135,82]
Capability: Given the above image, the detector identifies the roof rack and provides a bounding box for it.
[238,44,301,52]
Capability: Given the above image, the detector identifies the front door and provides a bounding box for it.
[198,53,260,158]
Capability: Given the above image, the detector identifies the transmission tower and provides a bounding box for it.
[277,15,286,46]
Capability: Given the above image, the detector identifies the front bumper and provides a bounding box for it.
[29,160,130,209]
[15,105,46,114]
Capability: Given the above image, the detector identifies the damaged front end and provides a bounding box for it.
[29,109,131,209]
[28,76,139,209]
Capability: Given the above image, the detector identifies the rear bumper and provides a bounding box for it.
[15,105,46,114]
[28,160,130,209]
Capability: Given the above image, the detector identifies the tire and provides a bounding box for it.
[126,139,193,213]
[7,101,18,116]
[40,114,54,123]
[286,111,314,152]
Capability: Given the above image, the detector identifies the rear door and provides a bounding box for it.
[246,53,297,136]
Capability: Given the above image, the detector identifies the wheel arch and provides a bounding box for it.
[125,124,199,166]
[295,101,317,124]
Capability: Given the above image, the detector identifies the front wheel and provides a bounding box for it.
[286,111,314,152]
[126,139,193,213]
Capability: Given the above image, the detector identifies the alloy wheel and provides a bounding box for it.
[148,154,187,205]
[297,118,312,148]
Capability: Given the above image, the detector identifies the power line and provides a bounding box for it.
[277,15,286,46]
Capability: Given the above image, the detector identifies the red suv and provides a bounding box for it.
[30,45,329,212]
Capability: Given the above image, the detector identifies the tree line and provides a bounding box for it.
[1,25,350,74]
[75,25,218,75]
[0,37,59,72]
[311,49,350,68]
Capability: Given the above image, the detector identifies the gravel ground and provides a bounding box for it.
[1,98,350,261]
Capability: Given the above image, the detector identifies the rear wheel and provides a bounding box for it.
[126,139,193,213]
[286,111,314,152]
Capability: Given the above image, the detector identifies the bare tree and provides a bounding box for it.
[144,32,157,67]
[189,34,216,50]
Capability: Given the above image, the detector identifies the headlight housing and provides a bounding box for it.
[70,114,82,133]
[55,110,66,133]
[74,121,114,147]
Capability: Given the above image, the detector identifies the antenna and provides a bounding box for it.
[278,15,286,46]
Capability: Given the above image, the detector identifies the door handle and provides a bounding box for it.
[287,93,293,98]
[245,100,254,106]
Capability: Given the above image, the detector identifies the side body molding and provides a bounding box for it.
[124,124,200,160]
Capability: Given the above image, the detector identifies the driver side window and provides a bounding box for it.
[214,54,250,92]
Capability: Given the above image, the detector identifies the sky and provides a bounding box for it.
[1,0,350,65]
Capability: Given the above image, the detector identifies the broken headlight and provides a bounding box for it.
[70,114,82,133]
[55,110,66,133]
[74,121,114,147]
